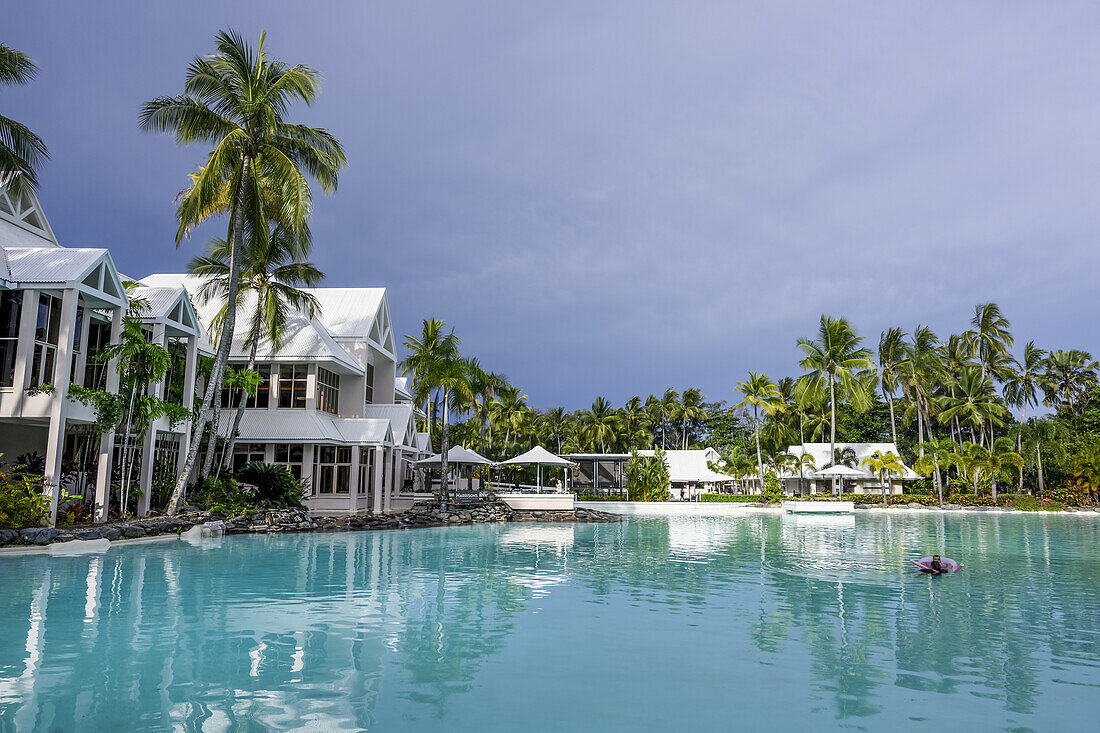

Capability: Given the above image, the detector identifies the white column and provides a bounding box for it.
[383,447,396,513]
[349,446,361,513]
[372,446,384,513]
[93,307,123,523]
[301,443,315,502]
[304,366,317,411]
[74,305,90,387]
[11,288,38,412]
[136,429,156,517]
[44,290,79,524]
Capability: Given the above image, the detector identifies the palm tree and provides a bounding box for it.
[400,319,460,441]
[660,389,681,449]
[798,316,875,494]
[466,362,509,452]
[963,302,1014,383]
[1019,419,1062,494]
[878,327,907,446]
[679,388,708,449]
[783,451,817,496]
[965,437,1023,501]
[707,446,756,493]
[0,44,49,196]
[1002,341,1046,491]
[914,437,956,507]
[939,365,1006,445]
[192,225,323,476]
[734,372,784,492]
[621,396,651,450]
[142,30,346,515]
[902,326,942,455]
[1041,349,1099,414]
[861,450,905,507]
[496,386,530,452]
[432,355,472,505]
[539,407,568,453]
[581,397,618,453]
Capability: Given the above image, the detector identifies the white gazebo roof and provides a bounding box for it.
[814,464,873,478]
[416,445,494,466]
[499,445,574,467]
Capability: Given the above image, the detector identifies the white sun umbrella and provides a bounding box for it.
[498,446,575,492]
[415,445,494,466]
[814,465,872,478]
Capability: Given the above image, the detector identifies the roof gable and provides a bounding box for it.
[0,184,57,247]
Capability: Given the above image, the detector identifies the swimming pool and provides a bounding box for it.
[1,511,1097,731]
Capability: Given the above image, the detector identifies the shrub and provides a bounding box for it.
[235,462,306,509]
[624,449,670,502]
[0,470,50,528]
[700,494,765,502]
[762,471,784,504]
[575,493,626,501]
[192,476,255,517]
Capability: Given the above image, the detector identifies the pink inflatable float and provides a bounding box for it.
[911,557,960,573]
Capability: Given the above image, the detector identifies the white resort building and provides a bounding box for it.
[0,183,426,524]
[781,442,919,495]
[565,448,735,498]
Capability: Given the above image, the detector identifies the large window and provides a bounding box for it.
[274,444,304,480]
[83,320,111,389]
[317,367,340,415]
[0,290,21,388]
[314,445,351,494]
[30,293,62,388]
[222,364,271,409]
[278,365,307,408]
[364,362,375,404]
[232,443,266,474]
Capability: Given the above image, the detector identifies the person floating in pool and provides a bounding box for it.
[926,555,944,575]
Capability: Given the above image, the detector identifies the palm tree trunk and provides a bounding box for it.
[829,373,837,496]
[1036,444,1044,494]
[202,398,221,477]
[754,406,764,494]
[880,471,887,507]
[166,155,250,515]
[933,454,943,507]
[439,387,450,508]
[119,387,137,516]
[217,340,258,476]
[887,394,898,446]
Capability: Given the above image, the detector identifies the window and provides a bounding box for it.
[0,290,21,388]
[222,365,271,409]
[232,443,266,474]
[317,367,340,415]
[83,320,111,389]
[30,293,62,388]
[364,362,375,404]
[274,444,304,480]
[278,365,307,408]
[314,445,352,494]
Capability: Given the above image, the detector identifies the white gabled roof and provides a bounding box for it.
[414,431,430,452]
[565,448,732,483]
[0,184,58,247]
[362,403,416,445]
[1,246,127,308]
[308,287,396,357]
[141,273,363,373]
[223,410,393,445]
[128,285,202,338]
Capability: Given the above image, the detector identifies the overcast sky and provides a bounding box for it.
[7,2,1100,409]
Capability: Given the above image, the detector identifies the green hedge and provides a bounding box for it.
[575,493,627,502]
[700,494,768,502]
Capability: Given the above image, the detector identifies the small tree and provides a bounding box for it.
[862,450,905,507]
[625,449,670,502]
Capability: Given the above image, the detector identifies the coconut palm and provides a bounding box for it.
[400,318,460,440]
[861,450,905,507]
[783,451,817,496]
[539,407,568,454]
[1018,420,1062,494]
[191,224,323,476]
[798,316,875,494]
[939,365,1007,446]
[734,372,784,492]
[466,362,509,452]
[963,303,1014,383]
[0,44,49,196]
[660,389,681,449]
[1002,341,1046,491]
[901,325,942,456]
[679,388,708,449]
[914,437,956,507]
[707,446,756,492]
[621,396,652,450]
[142,29,346,515]
[878,327,907,446]
[1040,349,1099,414]
[965,438,1023,501]
[582,397,619,453]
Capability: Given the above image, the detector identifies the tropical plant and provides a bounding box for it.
[235,461,306,508]
[141,29,346,515]
[798,316,875,494]
[1070,445,1100,504]
[878,327,907,446]
[0,44,49,196]
[782,451,817,496]
[1002,340,1046,490]
[861,450,905,507]
[581,397,619,453]
[964,438,1023,500]
[734,372,784,492]
[1041,350,1099,414]
[624,449,670,501]
[939,365,1007,446]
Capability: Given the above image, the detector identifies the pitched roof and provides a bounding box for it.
[784,442,920,479]
[4,246,108,283]
[0,184,57,247]
[362,403,416,444]
[223,410,392,445]
[140,274,363,373]
[307,287,386,339]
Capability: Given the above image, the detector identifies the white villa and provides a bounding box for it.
[565,448,735,498]
[781,442,920,495]
[0,182,427,524]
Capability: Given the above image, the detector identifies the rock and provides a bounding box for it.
[908,502,925,509]
[21,528,61,545]
[122,525,146,538]
[0,529,19,546]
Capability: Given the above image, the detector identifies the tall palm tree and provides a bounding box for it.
[539,407,568,453]
[192,225,323,475]
[901,325,942,455]
[660,389,681,449]
[914,437,956,507]
[581,397,618,453]
[965,437,1023,501]
[466,362,509,451]
[783,451,817,496]
[679,387,708,449]
[734,372,784,492]
[1002,341,1046,491]
[1041,349,1099,414]
[861,450,905,507]
[400,319,460,441]
[963,302,1014,383]
[798,316,875,494]
[142,30,346,515]
[621,396,651,450]
[0,44,49,196]
[939,365,1006,446]
[432,355,471,506]
[878,327,907,446]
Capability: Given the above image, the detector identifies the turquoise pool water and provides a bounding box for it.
[1,511,1098,732]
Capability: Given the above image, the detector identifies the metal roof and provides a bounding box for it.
[222,410,393,445]
[307,287,386,339]
[783,442,920,480]
[362,403,415,444]
[3,246,108,283]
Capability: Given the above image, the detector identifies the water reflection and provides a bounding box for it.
[0,514,1097,730]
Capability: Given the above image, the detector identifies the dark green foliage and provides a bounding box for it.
[235,462,306,508]
[624,449,670,502]
[0,468,49,527]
